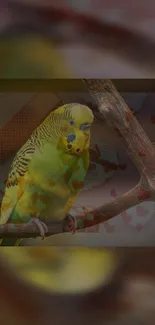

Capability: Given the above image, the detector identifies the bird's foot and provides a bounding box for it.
[28,218,48,240]
[64,213,77,234]
[82,206,91,216]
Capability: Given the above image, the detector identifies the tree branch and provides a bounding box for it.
[83,79,155,182]
[0,184,144,239]
[1,79,155,239]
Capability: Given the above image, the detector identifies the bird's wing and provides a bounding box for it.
[0,139,35,224]
[64,150,90,214]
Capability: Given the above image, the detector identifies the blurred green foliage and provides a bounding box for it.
[1,247,117,293]
[0,34,72,78]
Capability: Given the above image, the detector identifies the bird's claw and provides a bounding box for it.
[27,218,48,239]
[64,213,77,234]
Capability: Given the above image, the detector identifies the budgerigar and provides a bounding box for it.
[0,104,94,246]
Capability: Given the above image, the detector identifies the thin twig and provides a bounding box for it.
[0,184,144,239]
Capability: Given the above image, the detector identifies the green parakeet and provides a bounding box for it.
[0,104,94,246]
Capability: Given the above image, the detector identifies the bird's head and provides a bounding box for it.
[55,103,94,156]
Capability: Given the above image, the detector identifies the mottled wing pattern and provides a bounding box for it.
[0,138,35,224]
[64,151,90,213]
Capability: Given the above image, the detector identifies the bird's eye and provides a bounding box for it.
[80,123,90,131]
[69,120,74,126]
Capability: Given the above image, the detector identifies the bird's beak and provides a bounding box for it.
[58,130,90,156]
[71,131,90,155]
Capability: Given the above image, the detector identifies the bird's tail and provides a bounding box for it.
[0,238,21,246]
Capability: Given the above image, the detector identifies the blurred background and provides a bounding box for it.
[1,247,155,325]
[1,1,155,324]
[1,0,155,77]
[1,2,155,323]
